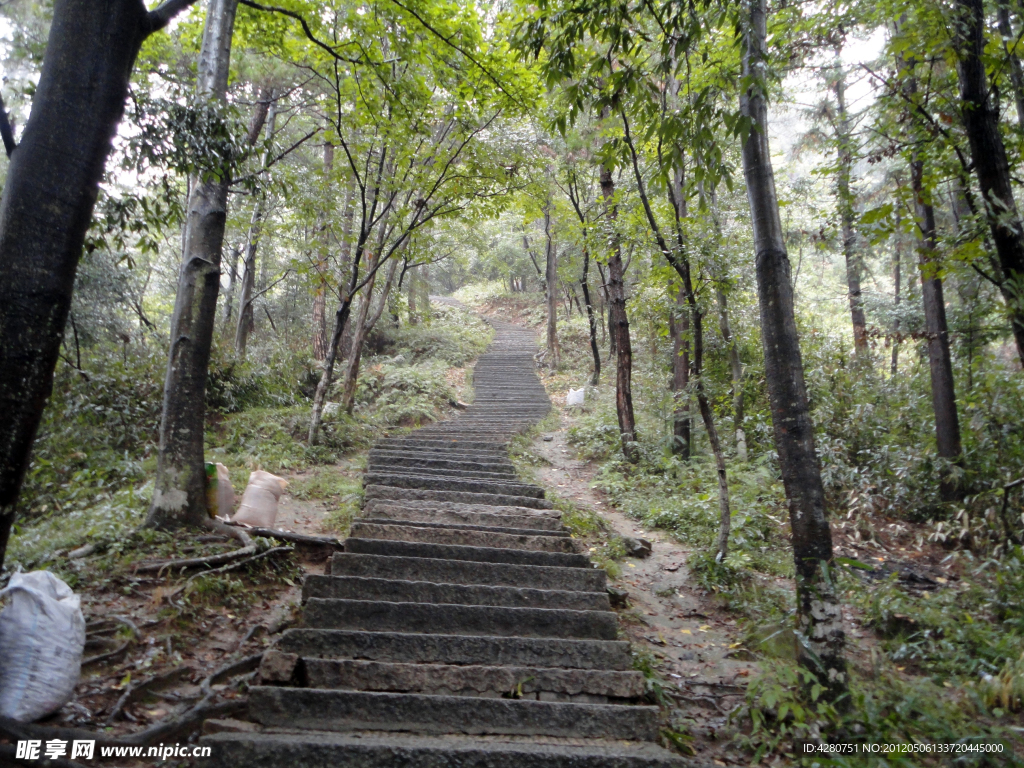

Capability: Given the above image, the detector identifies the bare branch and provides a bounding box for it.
[145,0,201,35]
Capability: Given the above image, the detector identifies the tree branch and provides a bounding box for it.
[239,0,363,64]
[145,0,201,35]
[0,92,15,157]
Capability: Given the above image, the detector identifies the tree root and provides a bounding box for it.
[225,522,342,550]
[82,639,132,667]
[165,546,293,605]
[104,668,191,726]
[136,545,257,576]
[0,655,262,749]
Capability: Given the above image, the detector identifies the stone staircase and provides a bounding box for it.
[202,315,687,766]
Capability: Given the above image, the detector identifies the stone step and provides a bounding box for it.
[369,448,513,464]
[302,598,618,640]
[202,730,686,767]
[364,485,554,510]
[278,629,632,670]
[367,463,519,482]
[301,659,644,700]
[330,553,605,592]
[349,522,581,554]
[368,451,518,474]
[362,499,562,525]
[248,688,660,741]
[376,438,508,452]
[345,538,590,568]
[364,473,544,500]
[303,575,608,611]
[356,516,569,539]
[360,504,564,532]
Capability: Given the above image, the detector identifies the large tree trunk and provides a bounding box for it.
[544,201,561,368]
[580,247,601,385]
[233,94,277,360]
[957,0,1024,365]
[669,287,691,458]
[147,0,240,530]
[740,0,847,704]
[0,0,177,567]
[834,59,868,356]
[912,157,963,501]
[312,142,334,361]
[599,166,638,463]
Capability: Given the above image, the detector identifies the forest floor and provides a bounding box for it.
[527,417,756,764]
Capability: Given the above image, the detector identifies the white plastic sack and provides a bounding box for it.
[232,470,288,528]
[566,387,585,406]
[0,571,85,721]
[206,462,235,518]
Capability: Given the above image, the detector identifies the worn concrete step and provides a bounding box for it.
[364,484,554,510]
[363,473,544,499]
[330,553,605,592]
[360,505,564,533]
[303,575,608,611]
[356,516,568,539]
[248,688,660,740]
[202,730,686,767]
[368,451,517,475]
[349,522,581,554]
[302,659,645,700]
[278,629,631,670]
[376,438,508,452]
[345,538,590,568]
[367,463,520,482]
[302,598,618,640]
[362,499,562,525]
[369,448,512,464]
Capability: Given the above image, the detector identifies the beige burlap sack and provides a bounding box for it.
[231,470,288,528]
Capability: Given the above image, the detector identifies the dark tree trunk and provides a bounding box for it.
[741,0,847,704]
[147,0,240,530]
[581,248,601,385]
[0,0,184,566]
[669,287,691,459]
[912,157,963,502]
[834,60,868,356]
[313,142,334,361]
[957,0,1024,365]
[544,201,561,368]
[599,166,638,462]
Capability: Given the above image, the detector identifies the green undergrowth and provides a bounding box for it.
[9,300,490,574]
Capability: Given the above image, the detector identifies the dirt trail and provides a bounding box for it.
[527,400,755,763]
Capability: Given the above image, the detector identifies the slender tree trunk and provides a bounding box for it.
[581,247,601,385]
[234,95,277,359]
[834,59,868,356]
[670,286,691,458]
[957,0,1024,364]
[599,165,638,462]
[340,255,380,413]
[0,0,182,566]
[741,0,846,703]
[222,245,240,327]
[998,0,1024,129]
[597,262,614,356]
[716,285,747,461]
[341,255,400,413]
[912,159,963,501]
[891,218,902,376]
[147,0,240,530]
[408,266,419,325]
[544,201,561,368]
[312,142,334,361]
[338,179,356,356]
